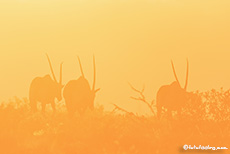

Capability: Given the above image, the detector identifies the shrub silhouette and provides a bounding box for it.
[0,88,229,154]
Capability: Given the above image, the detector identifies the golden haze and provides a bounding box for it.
[0,0,230,114]
[0,1,229,154]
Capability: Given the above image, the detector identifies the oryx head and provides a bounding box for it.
[171,59,189,90]
[77,55,100,109]
[46,54,63,101]
[171,59,189,102]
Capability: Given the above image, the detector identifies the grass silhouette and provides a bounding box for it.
[0,88,229,154]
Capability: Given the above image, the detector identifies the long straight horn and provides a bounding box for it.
[92,55,96,91]
[46,54,57,83]
[59,62,63,85]
[77,56,85,78]
[171,60,181,87]
[184,59,189,90]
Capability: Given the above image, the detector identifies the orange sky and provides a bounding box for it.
[0,0,230,114]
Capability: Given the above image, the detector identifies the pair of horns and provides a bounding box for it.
[171,59,189,90]
[77,56,96,91]
[46,54,63,85]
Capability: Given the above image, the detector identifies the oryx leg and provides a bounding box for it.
[51,100,56,113]
[157,105,162,119]
[42,103,46,112]
[30,99,37,112]
[167,108,173,119]
[177,108,182,119]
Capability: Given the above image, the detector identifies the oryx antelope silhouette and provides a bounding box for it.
[29,54,63,112]
[156,59,189,118]
[63,56,100,116]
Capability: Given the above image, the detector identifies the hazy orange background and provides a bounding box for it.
[0,0,230,114]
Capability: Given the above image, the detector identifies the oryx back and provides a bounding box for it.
[157,81,186,111]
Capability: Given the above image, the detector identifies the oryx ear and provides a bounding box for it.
[95,88,100,93]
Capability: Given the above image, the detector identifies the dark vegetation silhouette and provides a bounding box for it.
[128,83,156,116]
[0,56,229,154]
[156,59,189,118]
[63,56,100,116]
[0,88,229,154]
[29,54,63,112]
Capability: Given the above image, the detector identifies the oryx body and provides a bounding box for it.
[156,60,189,118]
[63,56,100,115]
